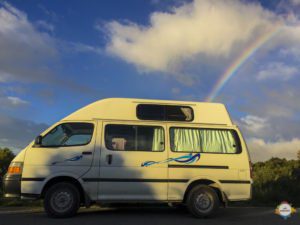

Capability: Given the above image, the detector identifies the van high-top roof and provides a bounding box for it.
[62,98,233,125]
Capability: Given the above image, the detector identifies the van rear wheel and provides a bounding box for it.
[44,182,80,218]
[186,185,219,218]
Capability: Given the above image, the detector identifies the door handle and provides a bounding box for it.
[82,151,92,155]
[106,154,113,165]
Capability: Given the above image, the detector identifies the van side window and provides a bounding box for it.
[137,104,194,122]
[41,123,94,147]
[170,127,240,154]
[105,125,164,152]
[170,128,201,152]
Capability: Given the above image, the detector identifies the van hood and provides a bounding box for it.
[12,142,33,163]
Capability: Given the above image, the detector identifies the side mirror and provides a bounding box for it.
[34,135,43,146]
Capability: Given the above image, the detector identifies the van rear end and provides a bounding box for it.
[226,126,252,201]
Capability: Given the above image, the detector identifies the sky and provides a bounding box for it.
[0,0,300,162]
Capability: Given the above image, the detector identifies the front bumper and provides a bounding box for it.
[2,174,21,198]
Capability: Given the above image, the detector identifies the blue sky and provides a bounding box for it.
[1,0,300,161]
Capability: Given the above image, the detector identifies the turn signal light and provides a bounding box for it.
[7,162,23,175]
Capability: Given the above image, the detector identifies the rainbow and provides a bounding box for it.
[205,23,282,102]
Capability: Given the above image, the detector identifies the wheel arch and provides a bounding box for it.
[183,178,227,205]
[41,176,85,204]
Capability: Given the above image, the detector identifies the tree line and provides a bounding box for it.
[1,147,300,206]
[0,147,15,196]
[252,155,300,206]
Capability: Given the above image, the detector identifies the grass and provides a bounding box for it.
[0,193,42,207]
[0,199,42,207]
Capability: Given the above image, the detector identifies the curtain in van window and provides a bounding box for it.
[171,128,201,152]
[152,127,164,151]
[200,129,237,153]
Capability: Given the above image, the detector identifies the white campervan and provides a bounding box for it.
[3,98,252,218]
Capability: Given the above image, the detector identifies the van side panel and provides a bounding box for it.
[167,125,251,201]
[21,121,97,197]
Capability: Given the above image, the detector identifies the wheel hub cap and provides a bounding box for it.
[195,193,211,210]
[51,191,73,213]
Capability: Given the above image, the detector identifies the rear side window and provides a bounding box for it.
[105,124,164,152]
[137,104,193,122]
[170,127,240,154]
[41,123,94,147]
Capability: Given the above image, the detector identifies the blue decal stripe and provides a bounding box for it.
[52,155,83,165]
[141,153,201,167]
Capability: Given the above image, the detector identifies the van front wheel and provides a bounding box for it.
[186,185,219,218]
[44,182,80,218]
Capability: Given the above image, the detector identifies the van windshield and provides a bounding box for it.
[41,123,94,147]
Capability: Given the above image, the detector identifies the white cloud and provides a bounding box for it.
[105,0,276,78]
[0,114,47,151]
[279,45,300,60]
[248,138,300,162]
[38,4,59,22]
[66,42,103,55]
[0,2,101,98]
[290,0,300,6]
[0,96,28,107]
[0,71,10,82]
[274,20,300,52]
[256,62,298,81]
[263,105,294,118]
[0,2,57,83]
[36,20,55,33]
[240,115,269,133]
[6,96,28,106]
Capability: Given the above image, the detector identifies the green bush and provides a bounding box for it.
[0,147,15,197]
[251,157,300,206]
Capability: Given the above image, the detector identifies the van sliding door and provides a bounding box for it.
[98,121,168,201]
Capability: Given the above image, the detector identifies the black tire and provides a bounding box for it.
[186,185,219,218]
[44,182,80,218]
